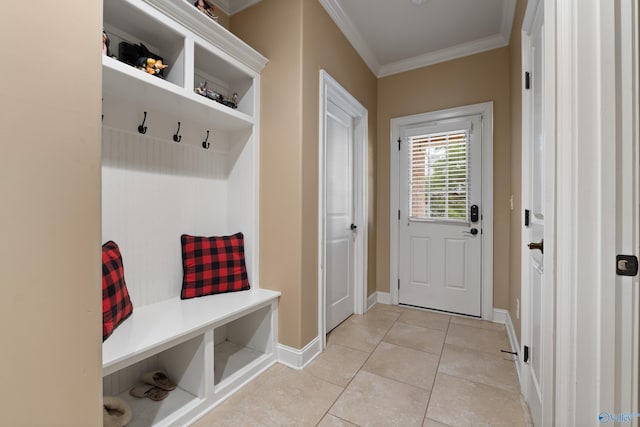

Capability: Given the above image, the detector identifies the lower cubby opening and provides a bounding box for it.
[214,304,272,386]
[103,334,208,427]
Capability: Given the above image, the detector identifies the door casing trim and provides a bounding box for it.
[318,70,368,349]
[390,102,494,320]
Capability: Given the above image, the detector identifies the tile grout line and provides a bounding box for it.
[421,314,452,426]
[313,310,401,427]
[327,307,447,426]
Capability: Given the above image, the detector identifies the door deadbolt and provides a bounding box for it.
[470,205,479,223]
[528,239,544,254]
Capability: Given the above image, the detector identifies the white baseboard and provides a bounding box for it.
[494,308,523,387]
[277,336,321,370]
[492,308,508,324]
[377,292,391,305]
[367,292,391,310]
[367,292,377,310]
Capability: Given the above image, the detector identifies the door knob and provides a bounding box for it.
[462,228,478,236]
[350,224,358,231]
[528,239,544,254]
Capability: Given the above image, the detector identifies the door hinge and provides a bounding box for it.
[525,71,531,90]
[523,345,530,363]
[398,137,401,151]
[524,209,530,227]
[397,279,400,290]
[398,210,401,220]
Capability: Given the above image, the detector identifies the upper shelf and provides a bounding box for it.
[103,55,255,132]
[144,0,268,74]
[102,0,267,133]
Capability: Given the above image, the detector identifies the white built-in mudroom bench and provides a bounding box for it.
[101,0,279,426]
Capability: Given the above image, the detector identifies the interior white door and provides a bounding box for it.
[398,115,482,316]
[325,99,355,332]
[522,3,545,424]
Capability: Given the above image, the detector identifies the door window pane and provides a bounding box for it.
[409,130,469,221]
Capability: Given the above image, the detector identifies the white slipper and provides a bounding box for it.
[103,396,132,427]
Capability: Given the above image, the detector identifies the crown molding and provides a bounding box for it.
[319,0,381,76]
[208,0,231,15]
[378,33,509,78]
[320,0,516,78]
[208,0,262,16]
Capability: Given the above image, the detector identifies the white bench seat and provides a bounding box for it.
[103,288,281,376]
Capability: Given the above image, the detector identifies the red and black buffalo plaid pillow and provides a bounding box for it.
[180,233,251,299]
[102,241,133,341]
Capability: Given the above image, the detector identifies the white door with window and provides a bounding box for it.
[398,115,482,316]
[325,99,356,332]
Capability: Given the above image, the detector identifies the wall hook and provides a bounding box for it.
[202,130,210,149]
[138,112,148,134]
[173,122,182,143]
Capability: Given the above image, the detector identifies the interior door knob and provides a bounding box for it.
[528,239,544,254]
[350,224,358,231]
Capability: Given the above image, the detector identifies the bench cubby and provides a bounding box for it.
[214,303,273,386]
[103,334,207,427]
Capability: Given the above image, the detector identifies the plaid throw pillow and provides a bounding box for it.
[102,241,133,341]
[180,233,251,299]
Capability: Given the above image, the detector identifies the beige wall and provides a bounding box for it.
[0,1,103,425]
[232,0,377,347]
[509,0,528,341]
[231,0,305,347]
[377,48,512,310]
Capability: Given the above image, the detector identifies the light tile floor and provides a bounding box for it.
[193,304,533,427]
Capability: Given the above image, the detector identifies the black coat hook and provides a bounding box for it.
[202,130,210,149]
[173,122,182,143]
[138,111,148,134]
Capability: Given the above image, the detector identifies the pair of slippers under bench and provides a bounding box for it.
[129,370,177,401]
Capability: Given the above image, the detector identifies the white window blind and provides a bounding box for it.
[409,129,469,221]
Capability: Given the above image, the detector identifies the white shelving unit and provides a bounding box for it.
[101,1,277,425]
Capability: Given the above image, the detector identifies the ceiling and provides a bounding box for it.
[213,0,516,78]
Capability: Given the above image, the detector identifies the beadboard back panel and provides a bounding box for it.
[103,354,159,396]
[102,126,248,306]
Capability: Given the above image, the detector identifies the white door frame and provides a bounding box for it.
[553,0,639,423]
[390,102,494,320]
[318,70,368,348]
[521,1,555,424]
